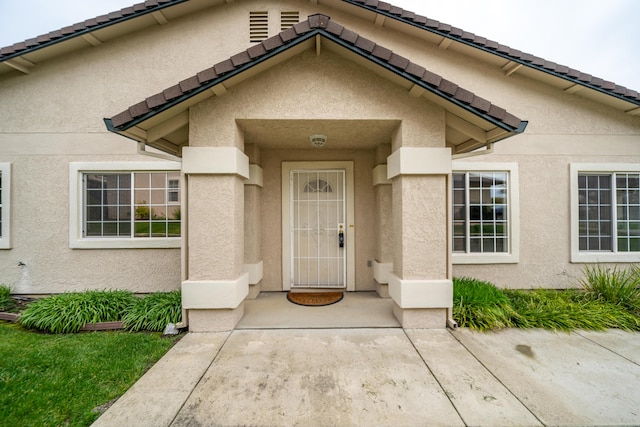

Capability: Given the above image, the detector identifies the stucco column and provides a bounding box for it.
[387,147,453,328]
[244,144,263,299]
[373,144,393,298]
[181,146,250,332]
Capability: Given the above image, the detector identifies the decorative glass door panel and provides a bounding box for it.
[290,170,346,288]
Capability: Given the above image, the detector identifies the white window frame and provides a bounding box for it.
[0,163,12,249]
[451,162,519,264]
[570,163,640,263]
[69,162,181,249]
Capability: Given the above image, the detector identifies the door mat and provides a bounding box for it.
[287,291,344,307]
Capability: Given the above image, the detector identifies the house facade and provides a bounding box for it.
[1,0,639,331]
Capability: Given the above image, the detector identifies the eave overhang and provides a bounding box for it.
[104,14,527,156]
[342,0,640,113]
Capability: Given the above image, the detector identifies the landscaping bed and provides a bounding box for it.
[0,287,182,334]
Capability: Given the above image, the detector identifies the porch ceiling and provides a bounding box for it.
[237,119,398,150]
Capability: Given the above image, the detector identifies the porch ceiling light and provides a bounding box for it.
[310,134,327,148]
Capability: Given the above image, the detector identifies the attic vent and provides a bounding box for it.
[249,11,268,42]
[281,11,299,31]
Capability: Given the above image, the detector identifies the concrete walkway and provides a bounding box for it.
[93,327,640,426]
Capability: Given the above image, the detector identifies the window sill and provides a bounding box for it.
[452,253,519,264]
[571,252,640,263]
[70,237,181,249]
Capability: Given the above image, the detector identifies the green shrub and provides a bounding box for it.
[19,290,137,333]
[453,277,519,330]
[123,290,182,332]
[506,289,640,331]
[0,285,15,312]
[578,265,640,313]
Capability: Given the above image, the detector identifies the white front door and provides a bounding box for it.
[290,169,346,288]
[282,162,355,291]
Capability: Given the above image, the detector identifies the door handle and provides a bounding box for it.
[338,224,344,248]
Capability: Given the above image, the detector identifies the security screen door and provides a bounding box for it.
[290,170,346,288]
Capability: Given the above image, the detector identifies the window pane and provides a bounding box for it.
[135,173,150,188]
[452,171,510,254]
[83,171,180,239]
[578,174,612,252]
[83,174,129,237]
[453,237,465,252]
[87,207,102,221]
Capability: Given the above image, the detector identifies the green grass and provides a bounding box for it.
[134,221,181,237]
[453,274,640,331]
[0,323,182,427]
[19,290,137,334]
[123,291,182,332]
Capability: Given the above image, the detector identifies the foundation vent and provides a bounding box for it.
[249,11,268,42]
[280,11,299,31]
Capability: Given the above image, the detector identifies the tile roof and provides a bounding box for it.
[105,14,527,135]
[1,0,637,107]
[345,0,640,105]
[0,0,186,59]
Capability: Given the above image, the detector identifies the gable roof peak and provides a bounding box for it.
[105,13,526,152]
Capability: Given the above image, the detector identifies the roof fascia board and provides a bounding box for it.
[106,28,525,136]
[105,31,319,132]
[0,0,189,63]
[322,31,522,133]
[342,0,640,108]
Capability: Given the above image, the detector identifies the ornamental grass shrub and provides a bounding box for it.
[452,277,520,330]
[577,265,640,314]
[0,285,14,312]
[19,290,137,334]
[122,290,182,332]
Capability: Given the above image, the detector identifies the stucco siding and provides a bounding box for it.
[0,146,180,294]
[453,135,640,288]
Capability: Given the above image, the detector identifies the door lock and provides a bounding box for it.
[338,223,344,248]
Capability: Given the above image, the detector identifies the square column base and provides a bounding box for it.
[375,282,390,298]
[187,303,244,332]
[247,282,262,299]
[392,303,447,329]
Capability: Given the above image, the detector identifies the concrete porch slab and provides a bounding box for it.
[236,291,400,329]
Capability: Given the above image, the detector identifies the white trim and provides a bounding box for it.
[281,161,355,291]
[182,273,249,309]
[387,147,452,178]
[570,163,640,263]
[372,164,391,186]
[388,273,453,309]
[373,261,393,284]
[69,162,182,249]
[451,162,520,264]
[0,163,11,249]
[243,260,263,285]
[244,164,264,187]
[182,147,249,178]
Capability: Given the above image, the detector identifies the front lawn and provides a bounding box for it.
[0,323,182,427]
